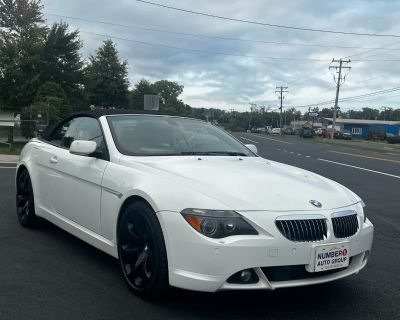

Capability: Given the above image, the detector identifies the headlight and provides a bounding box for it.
[181,209,258,239]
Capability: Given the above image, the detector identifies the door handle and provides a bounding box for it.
[49,156,58,164]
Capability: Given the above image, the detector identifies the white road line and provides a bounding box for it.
[247,133,292,144]
[305,155,311,158]
[0,166,16,169]
[283,150,287,152]
[318,158,400,179]
[297,153,302,156]
[240,137,259,144]
[290,152,294,154]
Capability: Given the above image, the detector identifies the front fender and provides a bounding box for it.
[100,161,231,244]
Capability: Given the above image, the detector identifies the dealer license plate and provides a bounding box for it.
[314,242,350,272]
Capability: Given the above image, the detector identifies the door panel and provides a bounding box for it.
[31,142,60,213]
[47,148,107,233]
[42,116,109,234]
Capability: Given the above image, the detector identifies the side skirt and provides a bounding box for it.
[36,204,118,258]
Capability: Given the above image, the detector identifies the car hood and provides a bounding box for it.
[120,156,359,211]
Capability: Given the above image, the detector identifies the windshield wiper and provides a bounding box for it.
[179,151,248,156]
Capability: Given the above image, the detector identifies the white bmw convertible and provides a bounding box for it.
[16,111,373,298]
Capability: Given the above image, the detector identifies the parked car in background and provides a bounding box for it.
[282,127,294,135]
[365,131,385,141]
[299,128,314,138]
[342,130,352,140]
[270,128,281,135]
[320,128,328,137]
[315,128,323,136]
[322,129,341,139]
[386,133,400,144]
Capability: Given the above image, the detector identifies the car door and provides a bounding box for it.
[45,116,109,234]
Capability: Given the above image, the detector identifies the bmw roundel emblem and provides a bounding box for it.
[309,200,322,208]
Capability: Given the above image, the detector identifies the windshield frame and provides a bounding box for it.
[106,114,256,157]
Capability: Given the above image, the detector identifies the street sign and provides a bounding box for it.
[308,112,319,117]
[144,94,160,111]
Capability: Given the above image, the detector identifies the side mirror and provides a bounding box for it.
[245,144,258,154]
[69,140,97,156]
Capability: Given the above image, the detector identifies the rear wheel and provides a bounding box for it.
[117,201,169,299]
[16,170,38,228]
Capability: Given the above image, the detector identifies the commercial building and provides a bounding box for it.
[321,118,400,139]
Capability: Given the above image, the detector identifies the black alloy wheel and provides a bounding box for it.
[16,170,37,228]
[118,202,168,299]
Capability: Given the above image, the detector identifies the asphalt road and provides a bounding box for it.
[1,135,399,320]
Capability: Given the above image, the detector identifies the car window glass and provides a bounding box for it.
[108,115,254,157]
[48,117,106,157]
[48,120,71,147]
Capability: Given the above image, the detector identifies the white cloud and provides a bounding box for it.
[42,0,400,110]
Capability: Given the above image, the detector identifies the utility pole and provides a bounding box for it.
[381,106,388,121]
[329,58,351,139]
[275,86,288,134]
[248,103,257,131]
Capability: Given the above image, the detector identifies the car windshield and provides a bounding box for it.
[107,115,255,157]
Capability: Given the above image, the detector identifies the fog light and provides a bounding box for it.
[227,268,259,284]
[240,270,252,282]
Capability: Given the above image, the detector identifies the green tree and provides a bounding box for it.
[318,107,341,118]
[0,0,47,110]
[84,39,129,108]
[346,109,363,119]
[360,107,379,120]
[152,80,184,114]
[284,107,302,124]
[20,81,70,137]
[129,79,155,109]
[35,81,71,118]
[153,80,183,103]
[39,22,84,111]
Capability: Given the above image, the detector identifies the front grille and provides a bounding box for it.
[275,218,327,242]
[332,213,359,238]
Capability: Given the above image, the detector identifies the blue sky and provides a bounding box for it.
[42,0,400,112]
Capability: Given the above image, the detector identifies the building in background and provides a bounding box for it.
[0,111,16,143]
[290,120,322,130]
[321,118,400,139]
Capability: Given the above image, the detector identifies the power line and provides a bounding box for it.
[291,72,392,105]
[77,29,330,62]
[287,39,400,89]
[44,13,400,52]
[340,88,400,102]
[76,29,400,63]
[292,86,400,108]
[136,0,400,38]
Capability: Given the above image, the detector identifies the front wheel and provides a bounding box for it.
[117,202,169,299]
[16,170,38,228]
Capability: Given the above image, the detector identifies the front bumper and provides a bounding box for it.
[157,209,374,292]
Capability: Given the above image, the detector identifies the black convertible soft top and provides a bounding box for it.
[65,109,169,119]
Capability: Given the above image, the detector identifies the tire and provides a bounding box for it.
[117,201,169,299]
[16,169,38,228]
